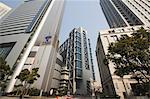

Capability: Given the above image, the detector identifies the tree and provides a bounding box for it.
[0,57,12,92]
[15,67,40,96]
[106,27,150,96]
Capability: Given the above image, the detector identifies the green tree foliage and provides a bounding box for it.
[15,67,40,95]
[0,57,12,91]
[106,27,150,95]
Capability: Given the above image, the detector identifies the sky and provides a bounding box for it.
[0,0,109,84]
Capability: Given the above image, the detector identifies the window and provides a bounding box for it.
[76,32,80,37]
[76,53,81,60]
[76,41,81,47]
[85,63,90,70]
[75,60,82,68]
[111,35,119,41]
[76,80,81,89]
[104,36,110,44]
[28,51,36,57]
[0,42,16,59]
[76,47,81,53]
[76,36,81,42]
[86,81,91,94]
[121,34,128,39]
[75,69,82,77]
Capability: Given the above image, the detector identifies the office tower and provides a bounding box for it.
[100,0,150,28]
[96,26,150,98]
[0,0,65,93]
[0,2,11,19]
[59,27,95,95]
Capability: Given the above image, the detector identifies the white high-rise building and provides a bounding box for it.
[0,2,11,19]
[100,0,150,28]
[0,0,65,93]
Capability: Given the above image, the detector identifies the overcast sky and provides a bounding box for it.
[0,0,109,84]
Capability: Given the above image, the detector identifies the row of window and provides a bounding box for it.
[75,60,82,68]
[75,41,81,47]
[86,81,91,94]
[127,0,150,23]
[113,0,143,26]
[88,39,95,80]
[102,0,127,28]
[76,80,81,89]
[74,31,82,78]
[75,53,81,60]
[76,46,81,53]
[83,33,90,70]
[105,34,129,44]
[75,69,82,78]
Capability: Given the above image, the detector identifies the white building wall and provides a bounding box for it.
[0,2,11,19]
[2,0,65,92]
[97,25,150,99]
[123,0,150,26]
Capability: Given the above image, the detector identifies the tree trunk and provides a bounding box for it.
[16,88,20,95]
[23,82,28,95]
[21,81,27,96]
[25,84,30,95]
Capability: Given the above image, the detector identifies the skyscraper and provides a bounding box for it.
[98,0,150,98]
[0,0,65,93]
[59,27,95,95]
[100,0,150,28]
[0,2,11,19]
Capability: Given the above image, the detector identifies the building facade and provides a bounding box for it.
[0,0,65,93]
[0,2,11,20]
[59,27,95,95]
[100,0,150,28]
[96,26,150,99]
[49,53,68,95]
[99,0,150,98]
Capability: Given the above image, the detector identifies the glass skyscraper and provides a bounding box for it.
[59,27,95,95]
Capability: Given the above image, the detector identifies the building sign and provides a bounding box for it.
[44,35,52,44]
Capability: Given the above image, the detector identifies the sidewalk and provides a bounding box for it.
[0,96,95,99]
[0,96,56,99]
